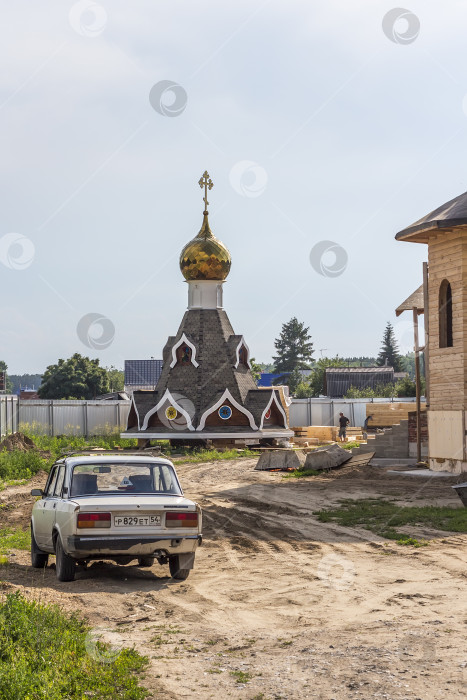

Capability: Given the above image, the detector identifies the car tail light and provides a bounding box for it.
[165,511,198,528]
[77,513,111,528]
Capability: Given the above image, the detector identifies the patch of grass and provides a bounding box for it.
[0,527,30,554]
[20,429,139,458]
[314,499,467,543]
[339,441,361,450]
[230,670,252,683]
[0,555,9,566]
[282,468,320,479]
[0,431,141,484]
[0,591,149,700]
[174,448,259,464]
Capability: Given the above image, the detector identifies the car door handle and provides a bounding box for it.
[53,503,56,509]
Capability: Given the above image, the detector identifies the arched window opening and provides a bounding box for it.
[238,345,248,367]
[176,344,192,364]
[439,280,453,348]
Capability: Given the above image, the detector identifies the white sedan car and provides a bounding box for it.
[30,452,202,582]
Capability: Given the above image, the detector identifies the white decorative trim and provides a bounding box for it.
[234,337,251,369]
[170,333,199,369]
[129,395,141,430]
[197,388,257,431]
[121,429,294,440]
[259,391,288,430]
[141,389,195,431]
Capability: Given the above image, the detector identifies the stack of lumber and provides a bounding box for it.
[366,402,426,428]
[292,425,365,444]
[345,427,364,441]
[292,426,338,442]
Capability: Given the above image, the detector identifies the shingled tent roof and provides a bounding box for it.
[396,190,467,241]
[154,308,257,424]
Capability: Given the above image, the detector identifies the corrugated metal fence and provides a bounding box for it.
[0,396,131,437]
[289,397,418,429]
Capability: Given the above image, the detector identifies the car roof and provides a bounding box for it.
[59,454,175,468]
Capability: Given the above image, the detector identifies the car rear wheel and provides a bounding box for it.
[169,555,190,580]
[138,556,154,567]
[30,526,49,568]
[55,536,76,582]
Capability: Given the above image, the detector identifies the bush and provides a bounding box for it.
[0,450,46,483]
[0,592,149,699]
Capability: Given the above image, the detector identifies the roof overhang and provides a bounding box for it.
[395,284,424,316]
[395,189,467,242]
[395,222,461,243]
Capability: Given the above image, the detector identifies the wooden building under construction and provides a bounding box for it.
[396,189,467,473]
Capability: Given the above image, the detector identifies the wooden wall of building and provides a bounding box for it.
[427,230,467,411]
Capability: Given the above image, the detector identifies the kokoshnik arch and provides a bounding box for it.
[122,172,293,445]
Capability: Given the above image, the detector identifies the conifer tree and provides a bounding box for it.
[376,322,403,372]
[273,317,314,373]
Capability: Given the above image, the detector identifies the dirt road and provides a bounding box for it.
[1,459,466,699]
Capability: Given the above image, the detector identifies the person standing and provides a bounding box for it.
[338,412,350,442]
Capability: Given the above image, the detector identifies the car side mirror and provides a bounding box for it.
[31,488,43,497]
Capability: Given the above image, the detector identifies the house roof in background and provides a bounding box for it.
[124,359,163,387]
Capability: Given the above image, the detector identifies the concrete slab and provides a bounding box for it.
[387,469,453,477]
[370,458,416,467]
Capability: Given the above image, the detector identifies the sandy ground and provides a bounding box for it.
[1,459,466,699]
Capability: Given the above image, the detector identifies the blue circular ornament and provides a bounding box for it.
[218,405,232,420]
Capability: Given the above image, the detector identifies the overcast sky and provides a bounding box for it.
[1,0,465,373]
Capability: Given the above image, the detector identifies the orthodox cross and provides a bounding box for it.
[199,170,214,214]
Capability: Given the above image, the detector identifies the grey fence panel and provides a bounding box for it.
[288,400,309,428]
[86,402,130,435]
[18,401,49,434]
[0,396,18,437]
[1,399,132,437]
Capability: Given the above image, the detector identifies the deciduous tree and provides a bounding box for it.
[38,354,110,399]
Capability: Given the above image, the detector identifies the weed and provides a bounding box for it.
[282,468,320,479]
[0,591,149,699]
[339,441,361,450]
[396,536,427,547]
[244,638,256,646]
[0,527,30,553]
[230,670,252,683]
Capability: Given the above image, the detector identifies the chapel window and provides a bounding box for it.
[177,344,192,364]
[439,279,453,348]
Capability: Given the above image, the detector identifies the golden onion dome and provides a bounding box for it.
[180,171,231,281]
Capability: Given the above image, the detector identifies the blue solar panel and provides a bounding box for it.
[124,360,163,387]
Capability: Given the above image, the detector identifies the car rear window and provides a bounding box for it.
[70,463,181,497]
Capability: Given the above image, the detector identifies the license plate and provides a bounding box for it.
[114,515,161,527]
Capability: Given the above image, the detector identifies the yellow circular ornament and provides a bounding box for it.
[165,406,178,420]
